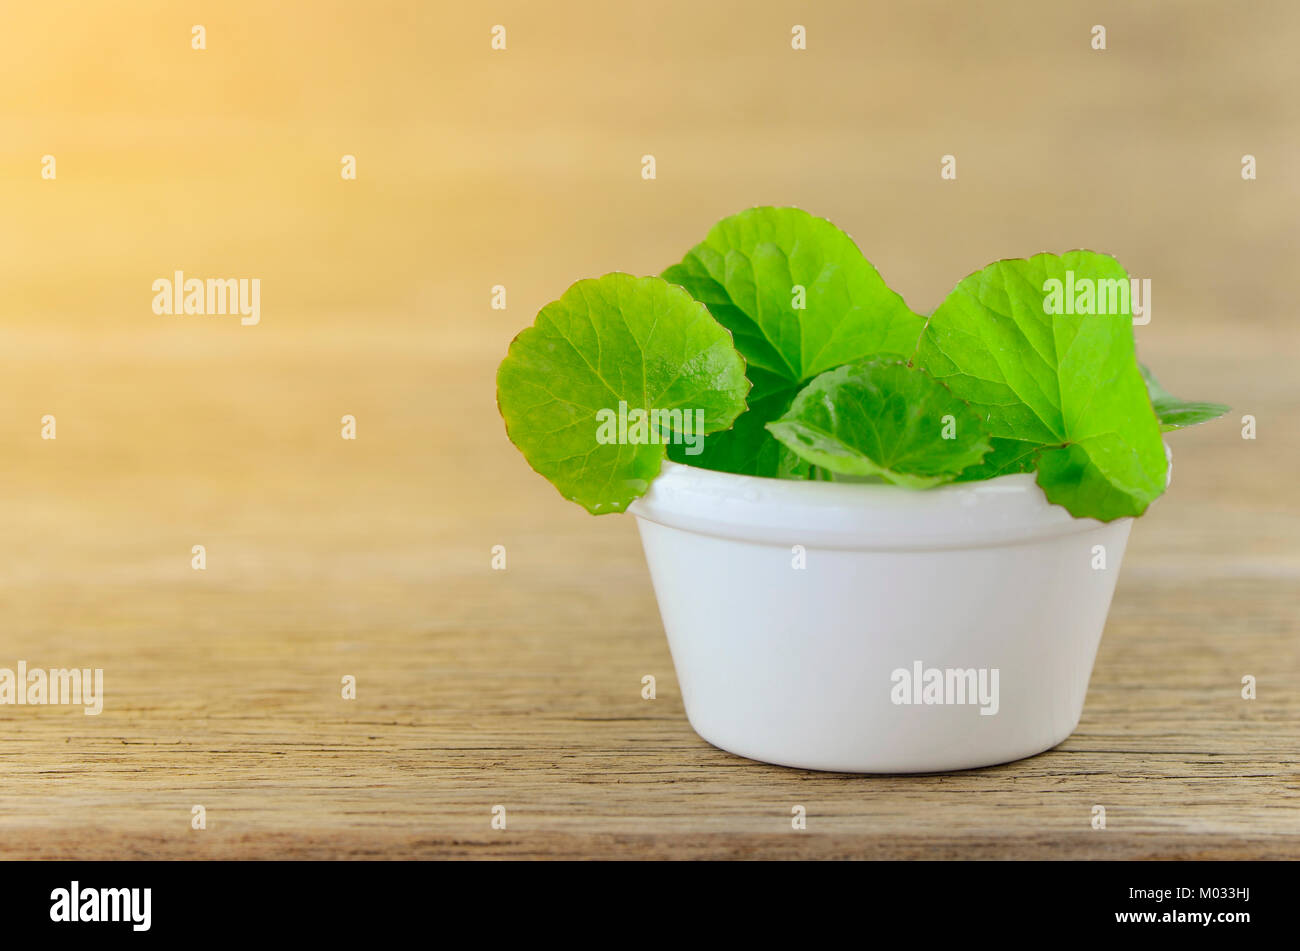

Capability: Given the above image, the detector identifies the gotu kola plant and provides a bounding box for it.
[496,207,1228,521]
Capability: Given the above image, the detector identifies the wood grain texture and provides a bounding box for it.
[0,334,1295,860]
[1,0,1297,859]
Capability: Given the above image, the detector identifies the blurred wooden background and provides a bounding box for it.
[0,1,1296,858]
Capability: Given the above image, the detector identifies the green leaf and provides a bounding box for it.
[951,437,1044,482]
[1140,363,1230,432]
[663,206,924,474]
[496,273,749,514]
[914,251,1166,521]
[766,359,992,489]
[665,366,808,476]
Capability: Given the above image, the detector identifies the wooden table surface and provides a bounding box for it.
[1,1,1297,859]
[0,324,1295,860]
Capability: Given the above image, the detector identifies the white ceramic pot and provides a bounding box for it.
[628,460,1135,773]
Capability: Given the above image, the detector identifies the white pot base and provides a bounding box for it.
[687,716,1081,774]
[630,460,1139,775]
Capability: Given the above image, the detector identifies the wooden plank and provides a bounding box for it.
[0,336,1294,858]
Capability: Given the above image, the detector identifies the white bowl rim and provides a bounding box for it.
[627,458,1138,551]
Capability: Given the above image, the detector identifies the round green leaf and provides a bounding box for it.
[914,251,1168,520]
[766,359,992,488]
[497,273,749,514]
[662,206,924,475]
